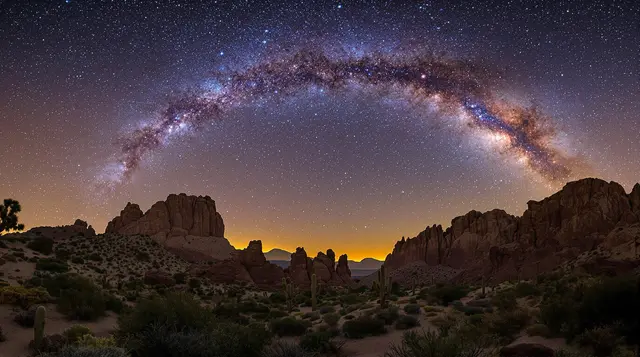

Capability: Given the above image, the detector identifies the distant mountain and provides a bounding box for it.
[350,258,383,270]
[264,248,383,270]
[264,248,292,261]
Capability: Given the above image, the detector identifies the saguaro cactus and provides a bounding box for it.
[375,266,391,308]
[34,305,46,350]
[282,277,294,312]
[311,273,318,311]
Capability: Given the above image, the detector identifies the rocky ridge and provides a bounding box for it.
[384,178,640,284]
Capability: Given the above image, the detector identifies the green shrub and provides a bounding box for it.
[487,309,530,343]
[318,305,335,314]
[342,316,386,339]
[576,325,623,357]
[299,330,343,354]
[514,282,540,297]
[403,304,421,315]
[491,289,517,311]
[40,346,128,357]
[427,285,469,306]
[269,317,311,337]
[395,315,420,330]
[376,306,400,325]
[385,324,495,357]
[36,258,69,273]
[526,323,551,337]
[302,311,320,321]
[323,312,340,327]
[53,276,114,321]
[0,285,50,307]
[27,237,54,255]
[63,325,93,344]
[76,334,117,348]
[268,309,289,319]
[263,341,315,357]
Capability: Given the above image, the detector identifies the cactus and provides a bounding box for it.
[282,277,295,312]
[311,273,318,311]
[481,274,486,297]
[34,305,46,350]
[374,266,391,308]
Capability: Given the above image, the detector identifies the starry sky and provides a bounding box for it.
[1,0,638,261]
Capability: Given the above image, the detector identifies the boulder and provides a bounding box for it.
[289,247,312,286]
[336,254,353,284]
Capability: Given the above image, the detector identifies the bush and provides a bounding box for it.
[76,335,117,348]
[173,273,187,284]
[302,311,320,321]
[395,315,420,330]
[117,293,269,357]
[514,282,540,297]
[376,306,400,325]
[64,325,94,344]
[0,325,6,342]
[56,277,110,321]
[27,237,54,255]
[491,289,518,311]
[40,346,129,357]
[487,309,530,343]
[323,312,340,327]
[318,305,335,314]
[385,324,496,357]
[427,285,469,306]
[342,316,386,339]
[403,304,421,315]
[14,306,37,327]
[263,341,315,357]
[0,285,50,307]
[130,321,268,357]
[268,309,289,319]
[299,330,343,354]
[576,325,623,357]
[526,323,551,338]
[188,278,201,289]
[71,257,85,264]
[36,258,69,273]
[269,317,311,337]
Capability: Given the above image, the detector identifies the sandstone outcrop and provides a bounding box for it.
[383,178,640,284]
[24,219,96,239]
[192,240,284,288]
[284,247,353,287]
[105,194,232,260]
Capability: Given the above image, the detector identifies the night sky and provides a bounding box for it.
[1,0,638,260]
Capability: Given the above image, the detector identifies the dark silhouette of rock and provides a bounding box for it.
[383,178,640,284]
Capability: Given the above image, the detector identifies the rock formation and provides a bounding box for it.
[191,240,284,288]
[23,219,96,239]
[285,247,353,287]
[383,178,640,284]
[105,194,233,261]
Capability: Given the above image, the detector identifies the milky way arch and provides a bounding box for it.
[107,49,577,186]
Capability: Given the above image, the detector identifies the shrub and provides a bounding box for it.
[427,285,469,306]
[395,315,420,330]
[64,325,93,344]
[172,273,187,284]
[323,312,340,327]
[268,309,289,319]
[526,323,551,338]
[318,305,335,314]
[76,335,117,348]
[56,278,109,321]
[376,306,400,325]
[342,316,386,339]
[71,257,85,264]
[40,346,129,357]
[514,282,540,297]
[36,258,69,272]
[491,289,517,311]
[269,317,311,337]
[263,341,315,357]
[299,330,344,354]
[302,311,320,321]
[385,324,496,357]
[0,325,5,342]
[130,321,268,357]
[487,309,530,343]
[0,285,50,307]
[188,278,202,289]
[27,237,54,255]
[14,306,37,327]
[403,304,421,315]
[576,325,623,357]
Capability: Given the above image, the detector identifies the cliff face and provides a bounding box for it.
[105,194,232,261]
[286,247,353,287]
[106,193,225,238]
[384,178,640,282]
